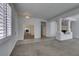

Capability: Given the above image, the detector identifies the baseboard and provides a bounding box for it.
[73,37,79,39]
[73,36,79,39]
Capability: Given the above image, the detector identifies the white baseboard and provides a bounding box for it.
[73,36,79,39]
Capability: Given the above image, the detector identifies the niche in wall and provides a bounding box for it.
[61,20,69,34]
[56,17,75,40]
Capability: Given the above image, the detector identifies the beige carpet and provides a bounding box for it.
[11,38,79,56]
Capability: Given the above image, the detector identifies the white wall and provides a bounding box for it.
[34,19,41,38]
[0,4,19,56]
[50,21,57,37]
[71,15,79,38]
[18,17,24,40]
[71,18,79,38]
[46,21,57,37]
[46,21,51,37]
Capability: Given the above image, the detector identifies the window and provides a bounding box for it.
[7,4,12,36]
[0,3,12,39]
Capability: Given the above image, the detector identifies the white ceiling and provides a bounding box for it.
[14,3,79,20]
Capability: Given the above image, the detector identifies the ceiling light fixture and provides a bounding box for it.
[25,15,30,19]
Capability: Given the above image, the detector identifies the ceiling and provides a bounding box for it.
[14,3,79,20]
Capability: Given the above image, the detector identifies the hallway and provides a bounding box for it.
[11,38,79,56]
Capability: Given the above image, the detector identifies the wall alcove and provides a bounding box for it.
[56,17,76,40]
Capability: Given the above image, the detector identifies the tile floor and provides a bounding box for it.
[11,38,79,56]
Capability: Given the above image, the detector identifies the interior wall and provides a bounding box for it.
[0,4,19,56]
[50,21,57,37]
[46,21,57,37]
[18,17,47,40]
[71,18,79,38]
[18,17,25,40]
[34,19,41,38]
[46,21,51,37]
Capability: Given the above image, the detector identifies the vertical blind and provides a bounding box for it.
[0,3,11,39]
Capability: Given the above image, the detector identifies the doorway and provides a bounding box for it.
[24,25,34,39]
[41,22,46,39]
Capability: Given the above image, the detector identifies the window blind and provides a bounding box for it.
[7,4,12,36]
[0,3,12,39]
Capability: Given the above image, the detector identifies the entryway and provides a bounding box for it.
[41,22,46,39]
[24,25,34,39]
